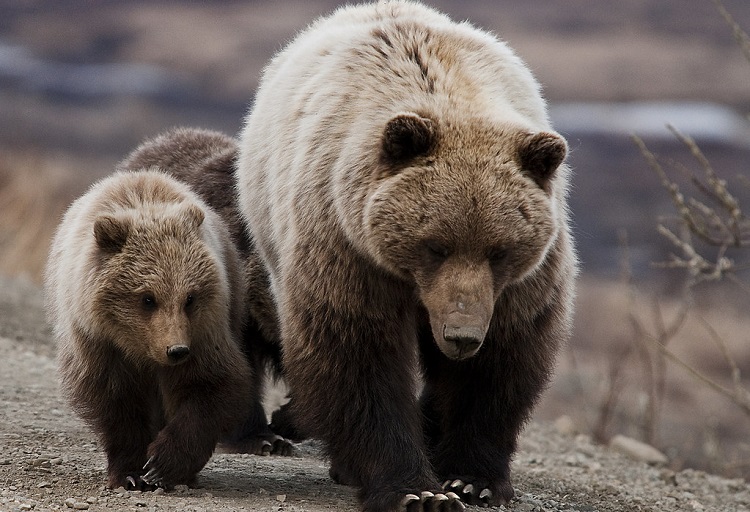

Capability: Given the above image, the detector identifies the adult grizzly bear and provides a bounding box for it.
[45,170,255,489]
[237,2,577,511]
[118,127,300,447]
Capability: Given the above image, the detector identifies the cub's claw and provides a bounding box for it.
[140,456,164,488]
[126,476,137,489]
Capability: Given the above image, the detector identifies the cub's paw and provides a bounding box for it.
[441,477,513,507]
[124,474,158,492]
[401,491,465,512]
[220,433,295,456]
[140,455,166,489]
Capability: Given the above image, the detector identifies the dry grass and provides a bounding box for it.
[0,151,91,282]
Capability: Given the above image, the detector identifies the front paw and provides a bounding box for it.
[401,491,465,512]
[140,455,167,489]
[441,477,513,507]
[108,471,157,491]
[221,433,296,456]
[125,473,158,491]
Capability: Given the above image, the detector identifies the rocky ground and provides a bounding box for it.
[1,275,749,512]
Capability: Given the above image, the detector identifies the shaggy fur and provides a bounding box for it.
[45,170,254,489]
[118,127,300,449]
[237,2,577,511]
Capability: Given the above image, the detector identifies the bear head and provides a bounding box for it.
[364,112,567,360]
[91,200,226,367]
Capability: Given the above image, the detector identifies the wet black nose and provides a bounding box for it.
[166,345,190,363]
[443,326,483,354]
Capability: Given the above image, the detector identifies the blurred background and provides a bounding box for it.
[1,0,748,479]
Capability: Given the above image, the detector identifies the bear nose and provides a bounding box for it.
[443,325,484,354]
[166,344,190,363]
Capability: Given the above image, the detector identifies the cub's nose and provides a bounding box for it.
[166,344,190,364]
[443,325,484,355]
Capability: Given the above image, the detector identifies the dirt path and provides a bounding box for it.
[1,275,748,512]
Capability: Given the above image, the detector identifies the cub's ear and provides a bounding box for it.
[182,203,205,230]
[381,112,437,163]
[517,131,567,191]
[94,215,130,253]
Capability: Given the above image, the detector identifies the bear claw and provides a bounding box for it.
[140,456,164,488]
[441,478,494,507]
[400,490,464,511]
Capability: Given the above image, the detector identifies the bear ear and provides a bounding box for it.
[381,112,437,164]
[183,203,205,230]
[94,215,130,253]
[517,131,567,191]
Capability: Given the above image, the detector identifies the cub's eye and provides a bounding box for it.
[424,240,451,261]
[141,294,157,311]
[185,294,195,308]
[487,247,508,265]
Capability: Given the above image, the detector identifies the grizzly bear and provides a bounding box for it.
[45,169,256,489]
[236,2,577,511]
[117,127,300,448]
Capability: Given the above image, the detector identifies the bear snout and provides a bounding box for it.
[442,324,486,359]
[166,344,191,365]
[438,311,489,360]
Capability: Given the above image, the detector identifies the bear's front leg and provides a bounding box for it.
[282,297,464,512]
[141,368,251,488]
[68,355,158,490]
[419,313,557,507]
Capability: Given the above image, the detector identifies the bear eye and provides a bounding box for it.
[424,240,451,261]
[487,247,508,266]
[141,293,157,311]
[185,294,195,309]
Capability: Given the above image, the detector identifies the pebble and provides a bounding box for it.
[276,494,287,503]
[553,415,578,436]
[609,434,668,465]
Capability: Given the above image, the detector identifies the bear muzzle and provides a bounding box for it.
[439,311,489,360]
[166,344,191,365]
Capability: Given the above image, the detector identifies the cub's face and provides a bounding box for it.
[91,203,223,366]
[366,113,565,360]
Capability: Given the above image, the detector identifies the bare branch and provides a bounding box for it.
[711,0,750,65]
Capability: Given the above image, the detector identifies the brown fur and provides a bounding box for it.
[118,127,299,448]
[45,170,254,489]
[237,2,577,511]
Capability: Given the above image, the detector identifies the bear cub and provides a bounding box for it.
[118,126,301,448]
[45,169,255,489]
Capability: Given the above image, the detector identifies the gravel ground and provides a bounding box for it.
[1,275,749,512]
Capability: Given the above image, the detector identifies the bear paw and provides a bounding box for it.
[124,474,158,492]
[441,477,513,507]
[140,456,166,489]
[401,491,465,512]
[221,433,296,457]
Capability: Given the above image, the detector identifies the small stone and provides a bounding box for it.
[73,502,89,510]
[276,494,287,503]
[64,498,76,508]
[19,505,32,511]
[37,482,51,488]
[86,497,97,504]
[133,499,147,507]
[609,435,668,465]
[554,415,577,436]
